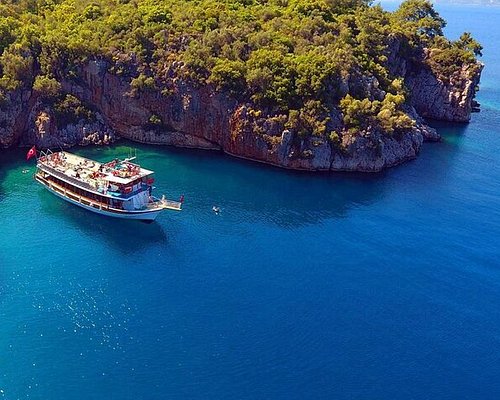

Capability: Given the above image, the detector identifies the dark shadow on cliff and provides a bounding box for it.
[36,189,169,254]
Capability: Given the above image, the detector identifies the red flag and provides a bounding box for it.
[26,145,36,160]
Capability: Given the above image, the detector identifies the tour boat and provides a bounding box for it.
[34,150,182,221]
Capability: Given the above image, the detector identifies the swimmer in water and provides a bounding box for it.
[22,169,30,174]
[212,206,220,214]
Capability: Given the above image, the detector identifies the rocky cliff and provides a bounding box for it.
[0,55,481,172]
[406,57,483,122]
[0,0,485,172]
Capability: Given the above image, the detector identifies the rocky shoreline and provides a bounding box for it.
[0,56,482,172]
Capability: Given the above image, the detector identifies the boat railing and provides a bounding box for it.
[38,163,95,192]
[162,200,182,211]
[149,196,182,211]
[36,173,168,214]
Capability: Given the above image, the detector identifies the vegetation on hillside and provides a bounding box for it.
[0,0,482,138]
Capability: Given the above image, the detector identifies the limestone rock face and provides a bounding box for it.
[0,46,482,172]
[386,40,483,123]
[0,89,31,148]
[329,130,416,172]
[62,60,232,150]
[51,61,441,172]
[406,62,483,122]
[21,99,115,149]
[34,111,54,139]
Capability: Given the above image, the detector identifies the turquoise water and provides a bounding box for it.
[1,4,500,399]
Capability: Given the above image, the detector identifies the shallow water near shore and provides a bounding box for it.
[1,4,500,400]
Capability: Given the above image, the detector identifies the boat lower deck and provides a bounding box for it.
[35,173,164,220]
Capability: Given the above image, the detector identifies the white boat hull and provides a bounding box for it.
[33,151,182,221]
[42,179,162,221]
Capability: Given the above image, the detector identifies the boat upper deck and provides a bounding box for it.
[37,151,154,195]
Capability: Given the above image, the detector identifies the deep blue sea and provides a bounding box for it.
[1,4,500,399]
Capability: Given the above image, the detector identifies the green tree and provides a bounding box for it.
[32,75,62,99]
[393,0,446,40]
[456,32,482,57]
[209,58,246,94]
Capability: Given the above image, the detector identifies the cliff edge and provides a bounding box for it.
[0,0,483,172]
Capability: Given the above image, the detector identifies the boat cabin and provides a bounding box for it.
[36,151,156,211]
